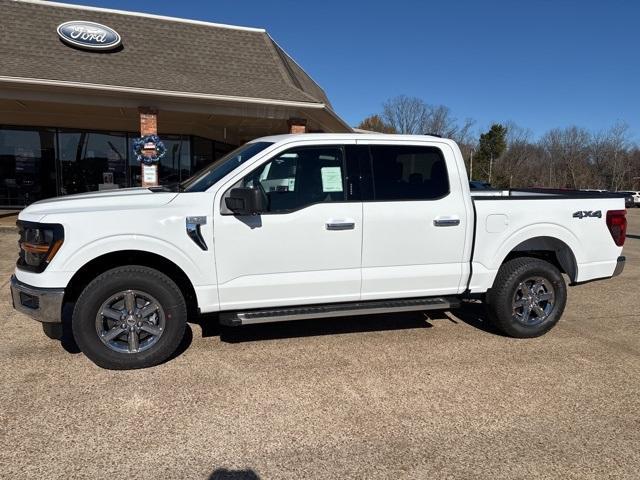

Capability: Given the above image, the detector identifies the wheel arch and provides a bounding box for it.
[501,236,578,283]
[63,250,199,315]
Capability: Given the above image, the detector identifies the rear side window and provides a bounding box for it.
[369,145,449,200]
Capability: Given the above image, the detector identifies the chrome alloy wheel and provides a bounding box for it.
[512,277,555,327]
[95,289,165,354]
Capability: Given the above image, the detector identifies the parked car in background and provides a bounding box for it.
[10,134,627,369]
[623,193,634,209]
[469,180,492,190]
[617,191,640,207]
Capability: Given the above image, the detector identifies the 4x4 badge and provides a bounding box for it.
[573,210,602,219]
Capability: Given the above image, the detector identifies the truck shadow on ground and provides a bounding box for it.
[208,468,260,480]
[448,300,504,335]
[56,300,501,359]
[194,300,503,344]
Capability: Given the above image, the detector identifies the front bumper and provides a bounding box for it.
[612,256,626,277]
[10,275,64,323]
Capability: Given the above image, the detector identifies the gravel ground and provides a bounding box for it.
[1,210,639,479]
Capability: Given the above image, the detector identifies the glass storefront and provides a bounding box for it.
[58,130,129,195]
[0,126,235,207]
[0,128,57,206]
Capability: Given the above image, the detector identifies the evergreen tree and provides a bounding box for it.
[475,124,507,183]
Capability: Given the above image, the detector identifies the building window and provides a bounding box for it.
[192,136,214,173]
[0,125,237,206]
[0,127,56,207]
[58,130,128,195]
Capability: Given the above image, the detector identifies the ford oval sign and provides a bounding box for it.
[57,21,121,51]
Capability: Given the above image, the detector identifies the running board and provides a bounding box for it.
[219,296,461,326]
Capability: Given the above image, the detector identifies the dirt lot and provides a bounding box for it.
[1,211,639,480]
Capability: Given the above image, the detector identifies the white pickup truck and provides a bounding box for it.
[10,134,627,369]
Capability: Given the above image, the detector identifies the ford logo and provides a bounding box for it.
[57,21,121,51]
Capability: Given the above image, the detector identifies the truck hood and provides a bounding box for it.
[21,188,179,218]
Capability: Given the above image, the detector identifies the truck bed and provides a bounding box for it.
[468,189,625,292]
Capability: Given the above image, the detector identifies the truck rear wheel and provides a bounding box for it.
[486,257,567,338]
[72,266,187,369]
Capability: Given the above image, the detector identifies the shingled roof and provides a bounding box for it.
[1,0,333,108]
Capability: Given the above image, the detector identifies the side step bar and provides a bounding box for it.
[219,296,461,326]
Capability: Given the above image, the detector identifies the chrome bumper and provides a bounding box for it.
[10,275,64,323]
[612,256,625,277]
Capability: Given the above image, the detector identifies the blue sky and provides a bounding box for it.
[60,0,640,141]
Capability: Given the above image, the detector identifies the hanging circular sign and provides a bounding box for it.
[57,21,122,51]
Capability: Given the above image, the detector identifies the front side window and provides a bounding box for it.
[237,146,346,213]
[369,145,449,200]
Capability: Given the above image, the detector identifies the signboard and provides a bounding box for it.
[142,165,158,187]
[57,21,122,51]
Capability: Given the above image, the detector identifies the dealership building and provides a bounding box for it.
[0,0,350,207]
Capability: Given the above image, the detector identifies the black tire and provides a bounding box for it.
[486,257,567,338]
[72,266,187,370]
[42,322,63,340]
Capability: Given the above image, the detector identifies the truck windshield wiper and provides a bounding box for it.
[147,184,182,193]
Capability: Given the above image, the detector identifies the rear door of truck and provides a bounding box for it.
[355,139,472,300]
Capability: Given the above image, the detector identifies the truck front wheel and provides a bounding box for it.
[72,266,187,369]
[486,257,567,338]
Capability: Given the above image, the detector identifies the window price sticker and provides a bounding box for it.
[321,166,343,192]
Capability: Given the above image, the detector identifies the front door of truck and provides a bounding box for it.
[213,143,362,310]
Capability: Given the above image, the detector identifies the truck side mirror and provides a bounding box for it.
[225,187,266,215]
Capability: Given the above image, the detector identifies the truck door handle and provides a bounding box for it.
[433,216,460,227]
[326,220,355,231]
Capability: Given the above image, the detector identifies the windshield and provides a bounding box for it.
[180,141,273,192]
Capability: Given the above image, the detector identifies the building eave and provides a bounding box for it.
[0,75,326,109]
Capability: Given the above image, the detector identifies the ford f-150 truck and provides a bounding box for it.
[10,134,627,369]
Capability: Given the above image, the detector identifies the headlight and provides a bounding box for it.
[17,221,64,273]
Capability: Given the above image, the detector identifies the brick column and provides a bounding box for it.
[139,106,158,136]
[288,117,307,134]
[138,107,159,187]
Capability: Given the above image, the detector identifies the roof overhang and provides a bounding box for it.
[0,75,352,133]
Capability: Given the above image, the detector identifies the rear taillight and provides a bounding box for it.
[606,210,627,247]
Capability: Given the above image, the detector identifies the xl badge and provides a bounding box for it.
[573,210,602,219]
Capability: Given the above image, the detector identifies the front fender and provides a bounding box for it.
[58,234,209,286]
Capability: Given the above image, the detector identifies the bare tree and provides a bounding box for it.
[382,95,430,134]
[423,104,475,144]
[591,122,631,191]
[381,95,476,143]
[493,122,535,188]
[541,126,592,189]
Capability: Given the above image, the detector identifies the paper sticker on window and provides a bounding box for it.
[321,167,343,192]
